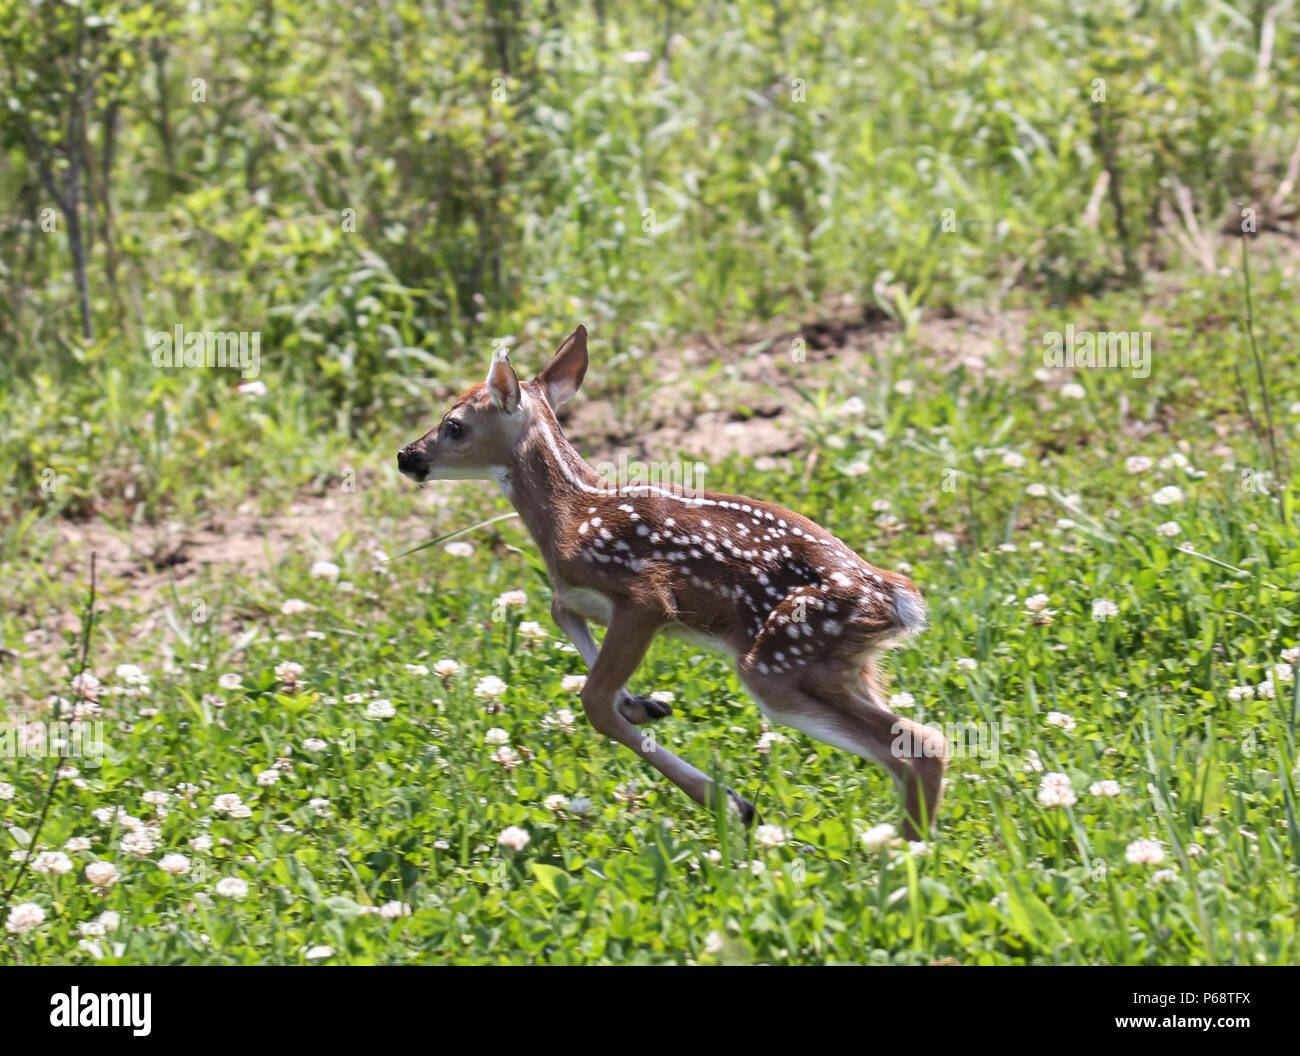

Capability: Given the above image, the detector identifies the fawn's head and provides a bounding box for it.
[397,325,588,483]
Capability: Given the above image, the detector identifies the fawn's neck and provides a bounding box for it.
[495,416,606,566]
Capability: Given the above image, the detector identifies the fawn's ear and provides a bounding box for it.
[486,348,521,413]
[537,325,588,410]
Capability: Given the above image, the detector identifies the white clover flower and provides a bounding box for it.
[79,919,107,938]
[1152,486,1185,506]
[932,530,959,550]
[33,851,73,875]
[1281,647,1299,665]
[1045,711,1075,731]
[518,621,548,642]
[543,708,577,733]
[71,671,101,700]
[1059,382,1086,400]
[703,929,725,955]
[275,661,305,684]
[64,837,92,852]
[495,590,528,610]
[1125,456,1153,474]
[142,790,169,807]
[5,903,45,934]
[433,659,461,679]
[443,540,474,558]
[894,379,915,395]
[366,699,396,720]
[308,798,332,817]
[842,460,870,477]
[158,854,191,875]
[305,945,334,960]
[861,822,897,849]
[1025,482,1048,497]
[121,832,155,858]
[955,658,977,672]
[1152,868,1178,884]
[85,861,120,888]
[1091,598,1119,621]
[888,692,915,710]
[1024,594,1051,613]
[404,663,429,677]
[484,727,510,746]
[490,746,521,771]
[302,737,327,752]
[280,598,313,615]
[211,794,243,814]
[378,901,411,919]
[473,675,508,700]
[256,769,280,786]
[1226,684,1254,702]
[191,835,214,852]
[1125,839,1165,865]
[497,826,530,852]
[0,782,14,800]
[310,560,341,581]
[227,803,253,819]
[755,825,787,848]
[98,910,120,930]
[1037,772,1076,808]
[1089,780,1122,797]
[756,731,787,755]
[561,674,587,693]
[1156,521,1181,537]
[115,663,148,686]
[837,396,866,417]
[1002,451,1027,469]
[215,877,249,898]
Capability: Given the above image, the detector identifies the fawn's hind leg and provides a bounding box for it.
[741,664,947,840]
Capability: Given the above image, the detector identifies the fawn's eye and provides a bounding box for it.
[443,419,463,440]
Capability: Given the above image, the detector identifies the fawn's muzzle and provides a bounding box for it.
[397,443,427,480]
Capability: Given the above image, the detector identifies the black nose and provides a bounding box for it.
[397,444,418,471]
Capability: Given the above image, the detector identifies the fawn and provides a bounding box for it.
[398,327,948,838]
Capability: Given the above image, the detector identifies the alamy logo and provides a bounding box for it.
[149,324,261,378]
[1042,323,1151,379]
[49,988,151,1036]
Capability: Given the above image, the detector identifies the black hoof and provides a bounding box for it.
[621,693,673,724]
[728,790,759,828]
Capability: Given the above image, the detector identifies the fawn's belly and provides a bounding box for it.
[660,621,738,658]
[558,583,737,658]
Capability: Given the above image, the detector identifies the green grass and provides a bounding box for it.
[2,0,1299,964]
[4,251,1299,963]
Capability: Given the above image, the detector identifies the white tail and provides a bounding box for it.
[398,326,948,838]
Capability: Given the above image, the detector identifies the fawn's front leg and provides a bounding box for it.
[578,603,756,825]
[550,594,672,725]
